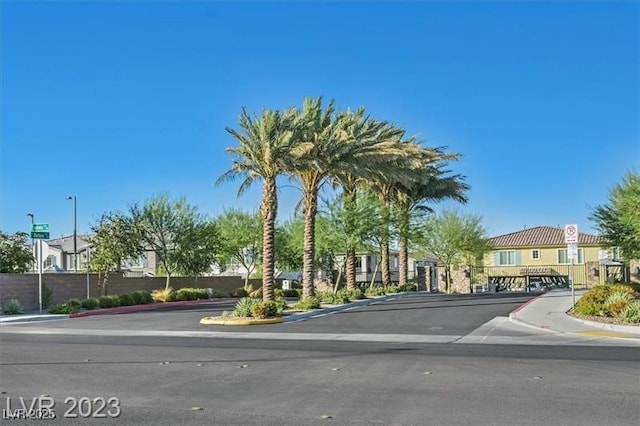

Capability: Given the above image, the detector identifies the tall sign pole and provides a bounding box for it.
[31,223,50,313]
[564,224,579,308]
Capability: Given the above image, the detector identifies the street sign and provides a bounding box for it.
[567,243,578,260]
[564,224,578,244]
[32,223,49,232]
[31,231,50,239]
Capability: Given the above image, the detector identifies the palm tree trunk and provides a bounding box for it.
[301,189,318,299]
[380,201,391,286]
[165,274,171,290]
[346,246,357,290]
[399,237,408,287]
[260,178,277,302]
[342,187,358,290]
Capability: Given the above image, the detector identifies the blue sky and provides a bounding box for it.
[1,1,638,240]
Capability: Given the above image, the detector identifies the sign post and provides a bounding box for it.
[31,224,50,313]
[564,224,579,308]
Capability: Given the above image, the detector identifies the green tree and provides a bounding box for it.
[218,107,297,302]
[88,212,143,295]
[130,194,219,289]
[216,209,262,290]
[591,171,640,262]
[413,210,492,293]
[274,217,304,273]
[0,231,34,273]
[392,157,469,287]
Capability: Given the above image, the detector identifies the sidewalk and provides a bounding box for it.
[509,289,640,339]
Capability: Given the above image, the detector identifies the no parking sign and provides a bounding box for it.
[564,224,578,244]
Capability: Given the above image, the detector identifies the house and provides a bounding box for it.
[478,226,623,289]
[38,235,156,276]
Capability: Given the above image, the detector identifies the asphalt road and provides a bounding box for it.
[1,293,638,425]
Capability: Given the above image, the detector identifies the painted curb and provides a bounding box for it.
[199,316,284,326]
[0,314,69,324]
[564,315,640,335]
[69,298,238,318]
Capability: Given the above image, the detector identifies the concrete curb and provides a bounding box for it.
[0,314,69,324]
[563,314,640,335]
[69,298,238,318]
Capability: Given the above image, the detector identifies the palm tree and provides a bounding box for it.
[217,107,296,302]
[392,158,469,287]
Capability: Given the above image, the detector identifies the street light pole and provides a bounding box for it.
[66,195,77,272]
[27,213,35,272]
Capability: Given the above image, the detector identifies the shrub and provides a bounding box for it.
[2,299,24,315]
[573,301,602,317]
[117,294,134,306]
[129,290,153,305]
[274,296,288,313]
[317,291,349,305]
[81,298,99,310]
[576,285,612,308]
[233,288,249,298]
[208,288,230,298]
[604,291,633,316]
[151,287,174,303]
[42,284,53,309]
[341,288,366,300]
[66,298,82,309]
[232,297,258,317]
[250,301,278,319]
[621,300,640,323]
[249,287,263,299]
[275,288,300,298]
[175,288,209,301]
[294,297,321,311]
[365,286,386,297]
[49,303,80,314]
[98,295,120,308]
[397,283,417,292]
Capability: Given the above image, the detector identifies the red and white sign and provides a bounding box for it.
[564,224,578,244]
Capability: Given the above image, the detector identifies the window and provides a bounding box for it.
[558,248,584,264]
[44,255,56,269]
[531,249,540,260]
[495,250,519,266]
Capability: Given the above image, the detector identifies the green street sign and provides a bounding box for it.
[32,223,49,232]
[31,231,50,239]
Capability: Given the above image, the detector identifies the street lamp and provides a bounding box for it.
[27,213,35,272]
[66,196,77,272]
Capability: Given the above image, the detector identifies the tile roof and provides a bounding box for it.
[489,226,604,248]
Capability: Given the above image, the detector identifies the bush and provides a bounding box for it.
[208,288,230,298]
[2,299,24,314]
[621,300,640,323]
[233,288,249,298]
[275,288,300,298]
[42,284,53,309]
[49,303,80,314]
[365,286,386,297]
[250,301,278,319]
[573,301,602,317]
[98,295,120,308]
[576,285,612,308]
[175,288,209,301]
[66,298,82,309]
[151,287,174,303]
[249,287,263,299]
[232,297,258,317]
[341,288,366,300]
[129,290,153,305]
[294,297,321,311]
[604,291,633,316]
[274,296,288,313]
[81,298,99,310]
[397,283,417,292]
[317,291,349,305]
[117,294,134,306]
